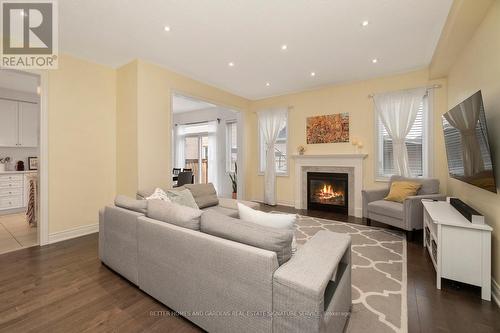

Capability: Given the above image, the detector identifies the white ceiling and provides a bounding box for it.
[172,94,217,113]
[59,0,453,100]
[0,70,39,93]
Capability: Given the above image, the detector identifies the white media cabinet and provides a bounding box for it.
[422,200,492,301]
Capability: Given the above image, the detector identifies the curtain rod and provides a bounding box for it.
[368,84,442,99]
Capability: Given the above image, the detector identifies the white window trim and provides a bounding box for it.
[257,112,289,177]
[373,91,434,182]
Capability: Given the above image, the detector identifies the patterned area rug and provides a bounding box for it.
[294,215,407,333]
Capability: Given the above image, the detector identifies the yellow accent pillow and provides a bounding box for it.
[384,181,422,203]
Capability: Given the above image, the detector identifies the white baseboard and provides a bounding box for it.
[492,278,500,307]
[48,223,98,244]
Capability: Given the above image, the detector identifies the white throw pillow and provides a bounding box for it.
[237,202,297,252]
[146,188,171,202]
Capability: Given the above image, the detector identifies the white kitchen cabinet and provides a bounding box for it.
[0,99,19,147]
[19,102,39,147]
[0,99,39,147]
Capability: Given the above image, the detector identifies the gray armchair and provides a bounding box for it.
[362,176,446,240]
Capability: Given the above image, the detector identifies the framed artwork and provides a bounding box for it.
[306,113,350,144]
[28,157,38,170]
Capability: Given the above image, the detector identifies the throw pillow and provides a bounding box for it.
[166,189,199,209]
[183,183,219,208]
[384,181,422,203]
[146,188,171,202]
[114,195,148,214]
[237,203,297,251]
[147,199,203,230]
[201,210,293,265]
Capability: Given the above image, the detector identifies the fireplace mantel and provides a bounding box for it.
[292,153,367,217]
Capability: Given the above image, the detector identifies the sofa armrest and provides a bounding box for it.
[362,188,389,217]
[272,231,351,333]
[403,194,446,230]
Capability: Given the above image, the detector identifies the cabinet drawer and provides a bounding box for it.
[0,180,23,189]
[0,187,23,197]
[0,174,23,182]
[0,195,23,209]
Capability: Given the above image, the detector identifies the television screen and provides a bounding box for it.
[442,90,497,193]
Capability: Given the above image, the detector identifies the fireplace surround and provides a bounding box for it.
[307,172,348,214]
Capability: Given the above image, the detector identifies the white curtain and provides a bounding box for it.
[174,125,186,169]
[374,88,426,177]
[206,121,219,192]
[258,108,287,205]
[444,94,484,176]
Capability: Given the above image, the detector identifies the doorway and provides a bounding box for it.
[171,92,245,198]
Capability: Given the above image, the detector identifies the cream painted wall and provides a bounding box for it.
[116,61,139,197]
[248,69,448,205]
[48,54,116,233]
[115,60,250,195]
[446,1,500,282]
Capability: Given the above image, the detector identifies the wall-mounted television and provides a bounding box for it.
[442,90,497,193]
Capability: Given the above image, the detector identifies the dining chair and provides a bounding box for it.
[176,171,194,187]
[173,168,181,175]
[182,168,192,172]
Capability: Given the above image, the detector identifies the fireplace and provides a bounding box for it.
[307,172,348,214]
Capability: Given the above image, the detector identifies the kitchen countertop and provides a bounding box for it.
[0,170,38,174]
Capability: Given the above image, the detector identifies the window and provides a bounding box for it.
[375,95,432,180]
[259,116,288,174]
[226,121,237,172]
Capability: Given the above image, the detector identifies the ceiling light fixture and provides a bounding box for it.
[228,62,235,67]
[266,82,271,87]
[372,58,378,63]
[361,20,369,27]
[310,72,316,77]
[281,44,288,51]
[164,26,171,32]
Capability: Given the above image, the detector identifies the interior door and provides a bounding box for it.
[19,102,39,147]
[0,99,19,147]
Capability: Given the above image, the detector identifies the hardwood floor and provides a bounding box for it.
[0,205,498,332]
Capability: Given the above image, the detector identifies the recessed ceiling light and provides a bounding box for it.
[310,72,316,77]
[361,20,369,27]
[228,62,235,67]
[266,82,271,87]
[164,26,171,32]
[372,58,378,63]
[281,44,288,51]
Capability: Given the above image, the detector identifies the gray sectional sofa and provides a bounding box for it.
[99,184,352,333]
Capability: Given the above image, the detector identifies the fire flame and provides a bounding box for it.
[319,184,343,200]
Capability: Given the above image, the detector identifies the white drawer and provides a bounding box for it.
[0,195,23,209]
[0,187,23,197]
[0,180,23,189]
[0,174,23,181]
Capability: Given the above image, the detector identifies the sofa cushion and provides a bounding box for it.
[183,183,219,208]
[368,200,403,220]
[384,181,421,203]
[389,176,439,195]
[218,197,260,210]
[202,205,239,218]
[115,195,147,214]
[201,210,293,265]
[238,202,296,229]
[146,199,202,230]
[166,189,199,209]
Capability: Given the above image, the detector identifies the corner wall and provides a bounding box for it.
[116,60,251,195]
[446,0,500,284]
[48,54,116,233]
